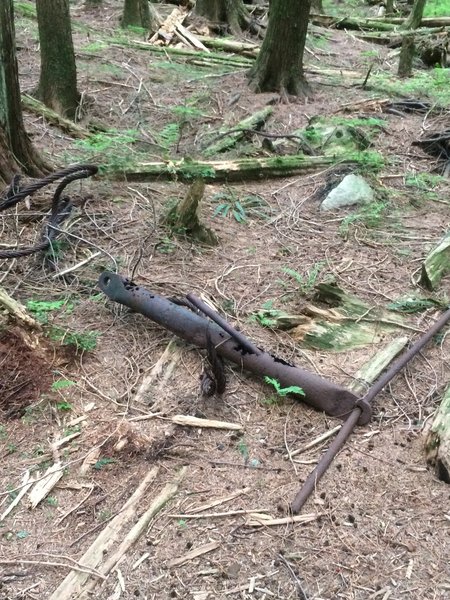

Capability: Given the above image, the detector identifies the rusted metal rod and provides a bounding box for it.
[291,305,450,514]
[98,271,370,423]
[186,293,262,356]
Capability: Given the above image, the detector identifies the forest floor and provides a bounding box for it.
[1,1,450,599]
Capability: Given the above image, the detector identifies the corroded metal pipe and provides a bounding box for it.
[291,304,450,513]
[98,272,370,424]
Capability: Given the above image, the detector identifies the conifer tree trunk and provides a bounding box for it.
[195,0,250,34]
[122,0,152,29]
[248,0,312,97]
[404,0,427,29]
[36,0,79,120]
[0,0,47,185]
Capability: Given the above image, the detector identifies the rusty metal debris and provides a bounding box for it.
[98,272,371,424]
[291,305,450,514]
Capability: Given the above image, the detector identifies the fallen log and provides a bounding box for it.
[425,385,450,483]
[98,272,371,425]
[109,154,368,182]
[202,106,273,156]
[420,230,450,291]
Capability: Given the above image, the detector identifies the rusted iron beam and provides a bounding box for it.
[291,305,450,513]
[98,272,370,424]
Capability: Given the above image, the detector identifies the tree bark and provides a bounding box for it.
[404,0,427,29]
[36,0,79,119]
[398,34,415,77]
[194,0,250,34]
[248,0,312,97]
[122,0,153,29]
[0,0,47,186]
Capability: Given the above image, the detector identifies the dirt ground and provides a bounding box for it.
[1,2,449,599]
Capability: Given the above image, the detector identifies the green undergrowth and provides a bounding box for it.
[371,68,450,107]
[424,0,450,17]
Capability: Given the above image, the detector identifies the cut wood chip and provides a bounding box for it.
[186,487,250,514]
[28,462,64,509]
[171,415,242,430]
[0,470,32,521]
[167,541,220,569]
[245,512,319,527]
[134,338,180,406]
[48,466,159,600]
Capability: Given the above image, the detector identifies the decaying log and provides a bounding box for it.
[420,230,450,291]
[425,385,450,483]
[254,284,408,352]
[113,154,362,182]
[98,272,371,424]
[203,106,273,156]
[21,94,91,139]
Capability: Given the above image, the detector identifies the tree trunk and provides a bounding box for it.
[0,0,47,185]
[194,0,250,34]
[398,34,415,77]
[36,0,79,119]
[122,0,152,29]
[404,0,427,29]
[248,0,312,97]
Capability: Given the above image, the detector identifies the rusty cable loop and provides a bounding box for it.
[291,304,450,513]
[0,164,98,259]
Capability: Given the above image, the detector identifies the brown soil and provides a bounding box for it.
[0,330,52,419]
[0,2,449,599]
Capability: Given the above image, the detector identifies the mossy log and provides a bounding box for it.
[114,155,361,182]
[203,106,273,157]
[22,94,91,139]
[310,13,450,30]
[420,230,450,291]
[196,35,259,57]
[425,385,450,483]
[111,38,253,68]
[309,14,400,31]
[255,284,409,352]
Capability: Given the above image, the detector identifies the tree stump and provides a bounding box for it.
[398,34,415,77]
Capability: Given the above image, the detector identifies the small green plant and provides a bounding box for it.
[56,401,73,412]
[260,394,282,407]
[282,262,325,295]
[237,438,249,460]
[98,509,112,522]
[46,496,58,507]
[49,328,99,352]
[51,379,75,391]
[388,296,443,313]
[64,425,81,436]
[27,299,69,324]
[264,376,304,397]
[94,457,115,470]
[16,530,29,539]
[0,425,6,440]
[339,200,389,238]
[155,236,177,254]
[177,519,188,529]
[212,189,271,223]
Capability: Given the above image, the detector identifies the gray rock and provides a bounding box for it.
[320,174,374,211]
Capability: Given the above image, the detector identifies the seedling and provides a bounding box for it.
[264,376,304,397]
[212,189,271,223]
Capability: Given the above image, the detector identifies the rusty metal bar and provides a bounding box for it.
[291,305,450,514]
[98,271,370,424]
[186,293,262,356]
